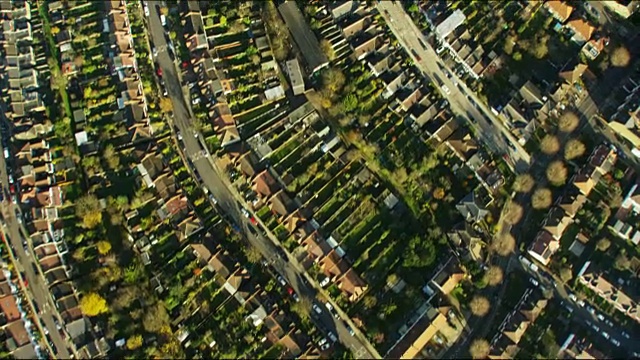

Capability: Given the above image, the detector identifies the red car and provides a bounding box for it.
[250,217,257,225]
[182,61,189,69]
[156,67,163,76]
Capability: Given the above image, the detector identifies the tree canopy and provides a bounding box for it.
[402,236,436,268]
[80,292,108,317]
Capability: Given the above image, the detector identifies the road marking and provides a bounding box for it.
[354,347,367,358]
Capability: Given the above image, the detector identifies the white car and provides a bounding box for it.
[529,277,539,287]
[312,304,323,315]
[241,208,251,218]
[320,342,330,351]
[610,338,620,347]
[621,331,630,339]
[327,331,338,343]
[601,331,610,339]
[441,85,451,95]
[577,300,585,307]
[597,313,605,321]
[143,2,149,16]
[276,275,287,286]
[568,293,577,302]
[319,277,330,288]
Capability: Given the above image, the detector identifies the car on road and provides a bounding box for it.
[241,208,251,218]
[312,304,323,315]
[345,324,355,336]
[276,275,287,286]
[249,216,257,225]
[143,1,149,16]
[441,85,451,95]
[318,338,330,350]
[621,331,630,339]
[605,319,613,327]
[568,293,577,302]
[610,338,620,347]
[325,302,339,319]
[586,305,596,315]
[275,246,288,261]
[156,66,162,77]
[410,49,421,61]
[529,277,539,287]
[601,331,610,339]
[327,331,338,343]
[597,313,605,321]
[577,300,585,307]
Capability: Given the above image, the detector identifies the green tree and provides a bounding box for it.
[127,334,143,350]
[402,236,436,268]
[342,93,358,112]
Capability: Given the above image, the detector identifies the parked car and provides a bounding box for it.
[568,293,577,302]
[345,324,355,336]
[276,275,287,287]
[529,277,539,287]
[597,313,605,321]
[601,331,610,339]
[325,302,339,319]
[441,85,451,95]
[621,331,630,339]
[319,277,330,287]
[610,338,620,347]
[327,331,338,343]
[275,246,287,261]
[312,304,323,315]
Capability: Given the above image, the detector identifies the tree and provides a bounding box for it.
[363,295,378,310]
[433,187,445,200]
[614,253,630,270]
[113,286,139,310]
[104,144,120,170]
[244,246,262,263]
[80,293,108,317]
[76,194,103,229]
[532,34,549,59]
[402,236,436,268]
[513,173,535,193]
[610,46,631,67]
[160,6,169,16]
[127,334,143,350]
[596,238,611,252]
[143,302,170,333]
[469,339,490,359]
[469,296,490,316]
[159,97,173,113]
[513,51,523,61]
[483,266,504,286]
[290,297,312,320]
[51,26,60,35]
[540,135,560,155]
[558,112,580,133]
[531,188,553,209]
[96,241,112,255]
[564,139,586,160]
[491,233,515,256]
[342,93,358,112]
[503,201,523,225]
[559,267,573,282]
[320,39,335,61]
[546,161,568,186]
[321,67,346,99]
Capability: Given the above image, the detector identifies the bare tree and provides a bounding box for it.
[546,161,568,186]
[531,188,553,209]
[564,139,586,160]
[540,135,560,155]
[615,253,631,270]
[610,46,631,67]
[491,233,516,256]
[469,339,490,359]
[558,112,580,133]
[503,201,524,225]
[513,173,535,193]
[320,39,335,61]
[484,266,504,286]
[469,296,491,317]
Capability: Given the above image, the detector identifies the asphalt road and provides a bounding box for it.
[145,7,376,359]
[377,2,531,173]
[0,133,72,357]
